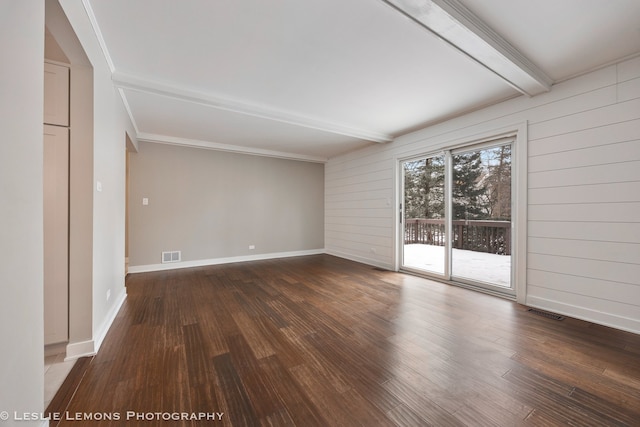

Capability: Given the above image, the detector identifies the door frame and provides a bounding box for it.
[399,151,448,278]
[449,139,515,296]
[394,122,528,303]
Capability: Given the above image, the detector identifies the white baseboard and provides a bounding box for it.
[44,342,68,357]
[65,289,127,360]
[65,339,95,361]
[127,249,325,273]
[94,289,127,352]
[325,249,394,271]
[526,295,640,335]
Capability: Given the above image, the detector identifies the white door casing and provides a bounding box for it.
[44,124,69,345]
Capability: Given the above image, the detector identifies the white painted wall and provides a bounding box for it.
[45,0,97,359]
[128,142,325,272]
[326,56,640,334]
[67,64,94,354]
[59,0,138,354]
[0,1,46,425]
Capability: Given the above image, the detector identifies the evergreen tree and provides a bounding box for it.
[483,145,511,220]
[403,156,444,219]
[403,160,422,219]
[452,151,486,220]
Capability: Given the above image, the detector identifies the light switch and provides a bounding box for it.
[142,198,149,205]
[96,181,102,192]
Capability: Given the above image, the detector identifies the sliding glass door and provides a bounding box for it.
[402,155,446,276]
[401,141,513,294]
[451,144,512,288]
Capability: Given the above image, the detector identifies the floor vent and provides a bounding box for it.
[161,251,181,263]
[528,308,565,321]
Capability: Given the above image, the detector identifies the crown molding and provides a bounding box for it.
[137,132,328,163]
[81,0,115,73]
[83,0,373,145]
[117,88,140,134]
[382,0,553,96]
[112,72,393,144]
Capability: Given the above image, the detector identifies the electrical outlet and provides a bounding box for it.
[249,245,255,250]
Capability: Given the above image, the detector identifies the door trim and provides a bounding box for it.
[395,122,527,303]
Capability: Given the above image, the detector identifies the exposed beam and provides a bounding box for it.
[112,73,394,144]
[382,0,553,96]
[137,133,328,164]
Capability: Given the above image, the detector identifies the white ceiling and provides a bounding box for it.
[85,0,640,161]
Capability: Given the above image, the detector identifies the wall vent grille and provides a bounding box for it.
[528,308,565,321]
[161,251,181,263]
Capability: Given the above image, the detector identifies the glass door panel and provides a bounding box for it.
[402,155,446,275]
[451,144,512,288]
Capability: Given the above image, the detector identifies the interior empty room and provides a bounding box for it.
[1,0,640,426]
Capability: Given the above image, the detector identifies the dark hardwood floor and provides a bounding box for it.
[53,255,640,426]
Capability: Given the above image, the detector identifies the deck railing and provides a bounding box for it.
[404,218,511,255]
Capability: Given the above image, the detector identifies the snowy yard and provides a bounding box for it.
[403,243,511,287]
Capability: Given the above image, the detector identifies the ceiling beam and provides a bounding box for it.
[112,72,394,144]
[381,0,553,96]
[137,132,328,163]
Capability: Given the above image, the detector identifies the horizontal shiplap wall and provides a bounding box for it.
[325,56,640,334]
[325,156,395,267]
[526,57,640,334]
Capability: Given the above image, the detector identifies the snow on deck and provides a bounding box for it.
[403,243,511,287]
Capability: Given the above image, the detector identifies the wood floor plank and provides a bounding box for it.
[249,315,305,369]
[212,352,260,427]
[569,386,640,426]
[226,333,283,420]
[162,345,193,414]
[45,356,92,427]
[257,355,329,427]
[183,323,215,387]
[51,254,640,426]
[231,311,276,360]
[266,296,317,337]
[288,363,391,426]
[385,403,432,427]
[501,365,627,427]
[382,377,466,426]
[513,348,640,410]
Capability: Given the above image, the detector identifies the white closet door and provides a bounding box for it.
[44,63,69,126]
[44,125,69,345]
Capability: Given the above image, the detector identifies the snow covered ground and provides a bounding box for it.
[403,243,511,287]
